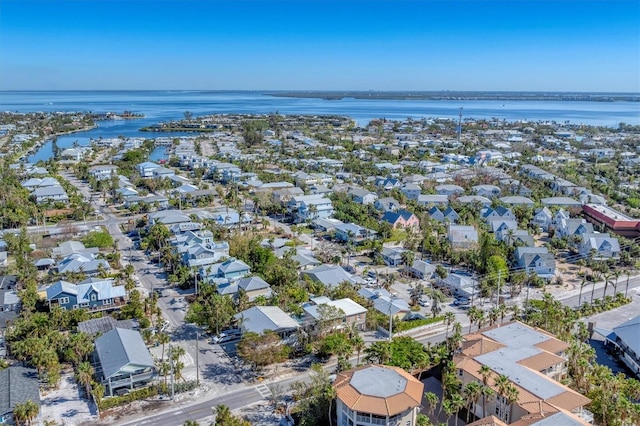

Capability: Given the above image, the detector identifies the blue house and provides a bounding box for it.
[46,279,127,312]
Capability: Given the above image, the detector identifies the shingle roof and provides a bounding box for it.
[0,367,40,416]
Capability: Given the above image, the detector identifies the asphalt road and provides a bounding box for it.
[53,170,640,425]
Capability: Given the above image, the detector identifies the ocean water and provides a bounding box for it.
[1,91,638,162]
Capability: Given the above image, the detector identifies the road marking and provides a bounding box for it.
[255,383,272,399]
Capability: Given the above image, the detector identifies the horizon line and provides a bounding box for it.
[1,89,639,95]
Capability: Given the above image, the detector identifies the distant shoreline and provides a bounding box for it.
[266,91,640,102]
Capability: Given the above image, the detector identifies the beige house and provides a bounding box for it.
[335,364,424,426]
[455,321,592,425]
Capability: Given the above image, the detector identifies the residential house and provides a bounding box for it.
[89,165,118,180]
[498,229,535,247]
[442,273,479,299]
[381,209,420,229]
[52,240,98,259]
[94,328,156,396]
[427,206,459,224]
[381,247,407,267]
[33,186,69,204]
[556,219,594,240]
[334,365,424,426]
[603,315,640,378]
[136,161,161,178]
[487,219,519,234]
[335,223,377,245]
[0,367,40,424]
[401,183,422,201]
[60,147,91,162]
[312,218,343,233]
[124,195,170,210]
[272,187,304,204]
[235,276,272,301]
[473,184,502,198]
[55,253,110,276]
[448,225,479,249]
[408,259,436,280]
[457,195,492,207]
[374,197,400,212]
[77,316,137,336]
[276,246,320,270]
[532,207,554,231]
[454,321,591,425]
[289,194,334,223]
[217,258,251,280]
[416,194,449,207]
[579,233,621,259]
[375,177,402,190]
[302,265,363,289]
[303,297,367,332]
[46,279,126,311]
[373,296,410,320]
[234,306,299,338]
[435,184,464,197]
[348,187,378,205]
[499,196,535,206]
[513,247,556,279]
[541,197,582,208]
[482,206,516,222]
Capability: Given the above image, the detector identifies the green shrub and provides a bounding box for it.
[100,386,158,410]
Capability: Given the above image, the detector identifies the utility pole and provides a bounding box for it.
[496,270,501,309]
[195,331,200,385]
[458,107,463,145]
[194,267,198,296]
[169,345,175,400]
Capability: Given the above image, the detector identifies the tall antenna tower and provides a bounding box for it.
[458,107,463,145]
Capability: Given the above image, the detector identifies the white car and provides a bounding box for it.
[418,298,430,307]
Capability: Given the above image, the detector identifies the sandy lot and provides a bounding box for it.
[41,372,97,425]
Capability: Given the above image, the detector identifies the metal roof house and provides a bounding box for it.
[602,315,640,378]
[94,328,156,396]
[46,279,127,312]
[234,306,299,337]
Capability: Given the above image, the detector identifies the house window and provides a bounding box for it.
[59,297,70,304]
[103,299,112,305]
[80,303,89,307]
[91,294,97,301]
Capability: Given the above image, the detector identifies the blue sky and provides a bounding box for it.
[0,0,638,91]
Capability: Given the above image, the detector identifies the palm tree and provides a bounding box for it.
[494,374,511,422]
[510,304,521,321]
[91,381,105,414]
[504,384,519,423]
[75,361,94,399]
[157,332,170,363]
[578,278,587,306]
[478,365,492,418]
[443,312,455,339]
[352,334,365,365]
[13,400,39,426]
[463,381,482,422]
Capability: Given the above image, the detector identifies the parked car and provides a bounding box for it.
[418,298,430,307]
[212,332,242,344]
